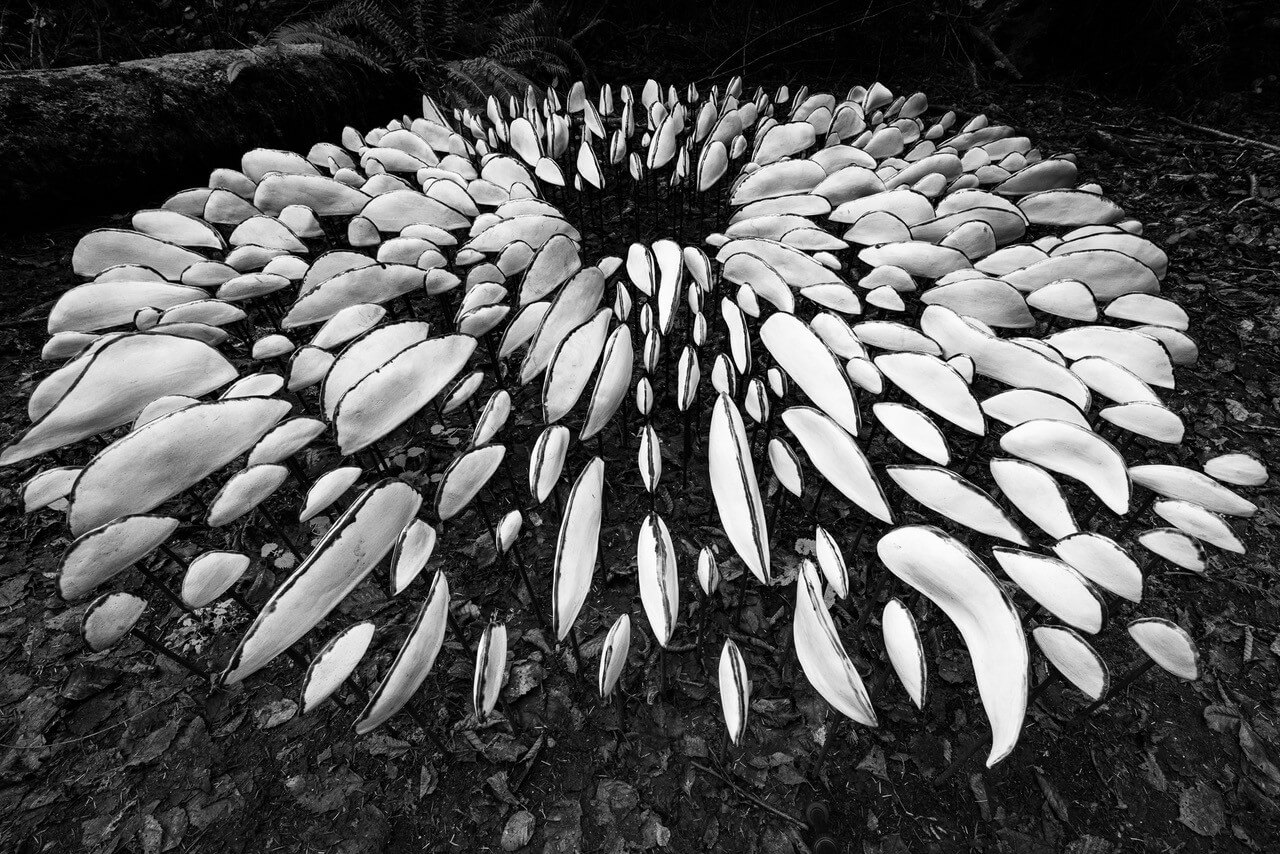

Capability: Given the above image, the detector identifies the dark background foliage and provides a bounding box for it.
[3,0,1278,103]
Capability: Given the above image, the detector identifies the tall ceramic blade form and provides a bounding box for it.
[877,526,1028,767]
[552,458,604,641]
[708,393,770,584]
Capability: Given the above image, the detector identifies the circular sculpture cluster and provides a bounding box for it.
[9,76,1269,767]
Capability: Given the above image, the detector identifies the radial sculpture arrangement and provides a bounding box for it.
[9,78,1270,770]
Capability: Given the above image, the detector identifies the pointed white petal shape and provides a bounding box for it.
[1052,532,1144,603]
[784,406,893,523]
[709,394,770,584]
[302,622,375,713]
[1000,419,1130,515]
[1128,618,1199,680]
[887,465,1028,545]
[391,519,437,594]
[356,570,450,733]
[1153,499,1243,554]
[992,548,1105,634]
[1203,453,1267,487]
[1031,625,1109,700]
[435,445,506,521]
[529,425,570,504]
[68,397,291,536]
[989,458,1078,540]
[599,614,632,697]
[1128,465,1256,517]
[760,313,860,435]
[814,527,850,598]
[882,598,927,708]
[553,458,604,640]
[1136,528,1206,573]
[581,326,634,441]
[697,548,720,596]
[794,560,877,726]
[874,352,984,435]
[83,592,147,652]
[719,639,751,745]
[637,513,680,647]
[182,550,251,609]
[59,514,179,601]
[223,479,422,683]
[300,466,361,522]
[473,621,508,721]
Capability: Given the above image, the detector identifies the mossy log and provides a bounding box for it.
[0,46,415,228]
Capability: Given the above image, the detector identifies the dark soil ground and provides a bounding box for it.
[1,81,1279,854]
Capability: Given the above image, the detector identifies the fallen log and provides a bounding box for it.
[0,45,414,229]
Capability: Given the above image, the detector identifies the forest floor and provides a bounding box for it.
[1,80,1279,854]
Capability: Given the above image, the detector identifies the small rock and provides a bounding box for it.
[502,810,535,851]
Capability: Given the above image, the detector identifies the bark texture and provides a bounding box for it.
[0,46,414,227]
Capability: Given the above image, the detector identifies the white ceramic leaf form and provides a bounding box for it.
[874,352,984,435]
[182,550,251,609]
[784,407,893,524]
[222,479,422,683]
[1137,528,1206,573]
[718,639,751,745]
[552,458,604,640]
[50,281,210,334]
[1128,465,1256,518]
[543,310,612,423]
[580,325,634,441]
[637,513,680,648]
[882,598,927,708]
[1000,419,1130,515]
[248,417,327,466]
[83,592,147,652]
[1128,618,1199,681]
[989,458,1078,540]
[3,333,238,467]
[473,621,508,722]
[301,622,376,713]
[335,334,476,455]
[697,548,720,596]
[59,514,180,601]
[760,313,860,435]
[355,570,450,733]
[991,548,1105,633]
[794,560,877,726]
[708,394,770,584]
[1153,500,1243,554]
[207,464,288,527]
[887,465,1029,545]
[598,614,631,698]
[638,424,662,493]
[1052,532,1144,603]
[877,526,1028,766]
[522,266,606,383]
[68,397,291,536]
[391,519,437,594]
[24,466,80,513]
[435,445,506,521]
[1031,626,1109,701]
[873,403,950,465]
[1203,453,1267,488]
[814,527,850,598]
[767,439,804,497]
[300,466,362,522]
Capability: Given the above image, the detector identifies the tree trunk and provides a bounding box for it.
[0,45,415,229]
